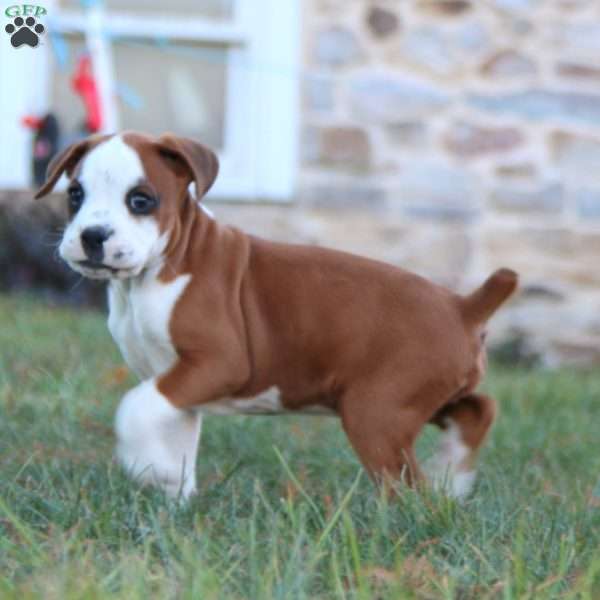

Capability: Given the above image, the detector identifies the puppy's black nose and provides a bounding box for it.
[81,226,112,261]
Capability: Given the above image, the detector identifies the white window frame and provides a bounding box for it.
[0,0,300,201]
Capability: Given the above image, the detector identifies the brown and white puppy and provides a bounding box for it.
[36,132,518,500]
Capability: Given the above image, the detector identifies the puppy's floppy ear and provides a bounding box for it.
[34,135,109,199]
[157,134,219,198]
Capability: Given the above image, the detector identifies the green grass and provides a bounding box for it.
[1,294,599,599]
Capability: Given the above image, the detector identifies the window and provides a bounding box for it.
[0,0,300,201]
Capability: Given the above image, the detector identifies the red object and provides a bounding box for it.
[71,55,103,133]
[21,115,44,130]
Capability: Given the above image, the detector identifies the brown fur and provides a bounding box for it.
[34,134,111,199]
[36,132,519,491]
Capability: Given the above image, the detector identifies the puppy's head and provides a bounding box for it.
[35,132,218,280]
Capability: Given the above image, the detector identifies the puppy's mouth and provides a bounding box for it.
[73,260,139,280]
[77,260,121,274]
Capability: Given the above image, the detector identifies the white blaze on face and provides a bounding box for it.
[59,136,167,280]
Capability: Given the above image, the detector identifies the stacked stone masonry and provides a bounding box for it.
[296,0,600,366]
[6,1,600,366]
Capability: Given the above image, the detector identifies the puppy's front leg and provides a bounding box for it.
[114,379,202,500]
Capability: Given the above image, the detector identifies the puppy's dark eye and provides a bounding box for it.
[67,183,84,215]
[126,191,158,215]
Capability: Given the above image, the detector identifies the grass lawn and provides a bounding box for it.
[1,294,599,599]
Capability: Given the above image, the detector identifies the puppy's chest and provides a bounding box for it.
[107,275,191,379]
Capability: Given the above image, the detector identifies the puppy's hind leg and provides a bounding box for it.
[339,385,426,492]
[114,379,203,500]
[425,393,497,500]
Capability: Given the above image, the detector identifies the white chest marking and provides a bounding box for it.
[197,386,337,416]
[108,272,191,379]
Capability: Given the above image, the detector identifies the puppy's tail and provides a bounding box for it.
[459,268,518,325]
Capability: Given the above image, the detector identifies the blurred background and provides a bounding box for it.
[2,0,600,366]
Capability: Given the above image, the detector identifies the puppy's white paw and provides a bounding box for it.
[115,379,202,501]
[424,457,476,500]
[424,419,477,500]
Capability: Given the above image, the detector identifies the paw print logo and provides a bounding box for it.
[5,16,45,48]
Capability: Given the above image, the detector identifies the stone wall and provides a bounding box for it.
[297,0,600,365]
[4,0,600,366]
